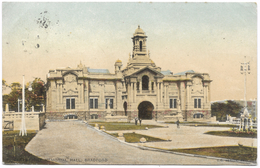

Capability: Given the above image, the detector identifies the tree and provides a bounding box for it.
[5,82,22,112]
[25,78,46,111]
[2,78,46,112]
[211,100,243,121]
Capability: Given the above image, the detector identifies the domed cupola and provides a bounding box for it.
[131,25,147,58]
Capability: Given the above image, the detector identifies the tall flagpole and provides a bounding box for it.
[19,75,27,136]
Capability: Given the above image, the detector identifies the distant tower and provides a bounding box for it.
[132,25,147,58]
[115,59,122,74]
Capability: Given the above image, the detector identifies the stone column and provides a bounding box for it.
[140,81,142,94]
[85,80,89,109]
[160,83,163,103]
[60,84,62,104]
[164,84,167,106]
[128,83,132,103]
[57,84,59,104]
[156,83,159,108]
[132,82,135,103]
[186,84,190,109]
[208,83,211,103]
[81,83,84,104]
[5,104,9,112]
[149,81,151,93]
[100,83,105,109]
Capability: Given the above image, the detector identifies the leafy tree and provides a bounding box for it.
[25,78,46,111]
[2,78,46,112]
[5,82,22,111]
[211,100,243,121]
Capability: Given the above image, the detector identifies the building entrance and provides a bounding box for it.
[138,101,154,120]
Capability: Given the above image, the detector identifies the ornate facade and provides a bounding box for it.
[46,26,214,122]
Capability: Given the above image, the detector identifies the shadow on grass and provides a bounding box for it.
[3,130,58,165]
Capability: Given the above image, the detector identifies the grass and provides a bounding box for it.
[109,132,168,143]
[165,122,238,128]
[205,131,257,138]
[169,146,257,162]
[88,122,164,131]
[3,130,58,165]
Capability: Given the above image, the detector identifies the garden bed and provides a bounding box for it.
[205,130,257,138]
[108,132,168,143]
[88,122,164,131]
[169,146,257,162]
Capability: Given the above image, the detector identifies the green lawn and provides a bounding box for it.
[88,122,164,131]
[109,132,168,143]
[169,146,257,162]
[3,130,58,165]
[166,122,238,128]
[205,131,257,138]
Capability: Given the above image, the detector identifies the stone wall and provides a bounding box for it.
[46,111,86,120]
[4,112,45,131]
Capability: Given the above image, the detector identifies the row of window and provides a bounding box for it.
[66,97,201,109]
[169,98,202,109]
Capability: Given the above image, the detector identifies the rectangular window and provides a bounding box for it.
[105,98,109,109]
[151,82,154,90]
[194,99,197,108]
[110,99,113,109]
[170,99,173,108]
[90,98,98,109]
[94,99,98,109]
[169,99,177,108]
[66,99,70,109]
[105,98,114,109]
[198,99,201,108]
[71,98,75,109]
[90,98,94,109]
[137,82,139,90]
[66,98,75,109]
[174,99,177,108]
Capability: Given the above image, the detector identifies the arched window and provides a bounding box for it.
[140,41,142,51]
[142,75,149,90]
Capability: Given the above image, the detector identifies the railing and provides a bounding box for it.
[3,111,45,119]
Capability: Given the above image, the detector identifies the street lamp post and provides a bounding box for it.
[19,76,32,136]
[240,56,250,131]
[17,99,22,112]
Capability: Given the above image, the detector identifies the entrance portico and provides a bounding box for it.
[138,101,154,120]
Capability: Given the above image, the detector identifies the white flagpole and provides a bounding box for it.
[19,75,27,136]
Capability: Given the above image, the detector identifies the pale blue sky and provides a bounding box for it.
[2,2,257,101]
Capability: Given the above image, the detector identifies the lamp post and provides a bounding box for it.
[19,76,32,136]
[17,99,22,112]
[240,56,250,131]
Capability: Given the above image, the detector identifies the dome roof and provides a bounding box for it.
[116,59,122,63]
[134,25,145,34]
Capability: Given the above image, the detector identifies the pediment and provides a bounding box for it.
[63,89,78,96]
[126,66,164,78]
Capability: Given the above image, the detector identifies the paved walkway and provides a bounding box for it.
[109,123,257,149]
[25,121,250,165]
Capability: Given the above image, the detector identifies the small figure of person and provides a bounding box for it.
[176,119,180,128]
[134,117,138,125]
[139,118,142,126]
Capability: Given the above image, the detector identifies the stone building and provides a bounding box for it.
[46,26,213,122]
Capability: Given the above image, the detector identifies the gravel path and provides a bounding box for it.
[25,121,249,165]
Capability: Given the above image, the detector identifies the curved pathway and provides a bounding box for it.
[26,121,247,165]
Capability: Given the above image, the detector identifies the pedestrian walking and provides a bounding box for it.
[139,118,142,126]
[135,117,138,125]
[176,119,180,128]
